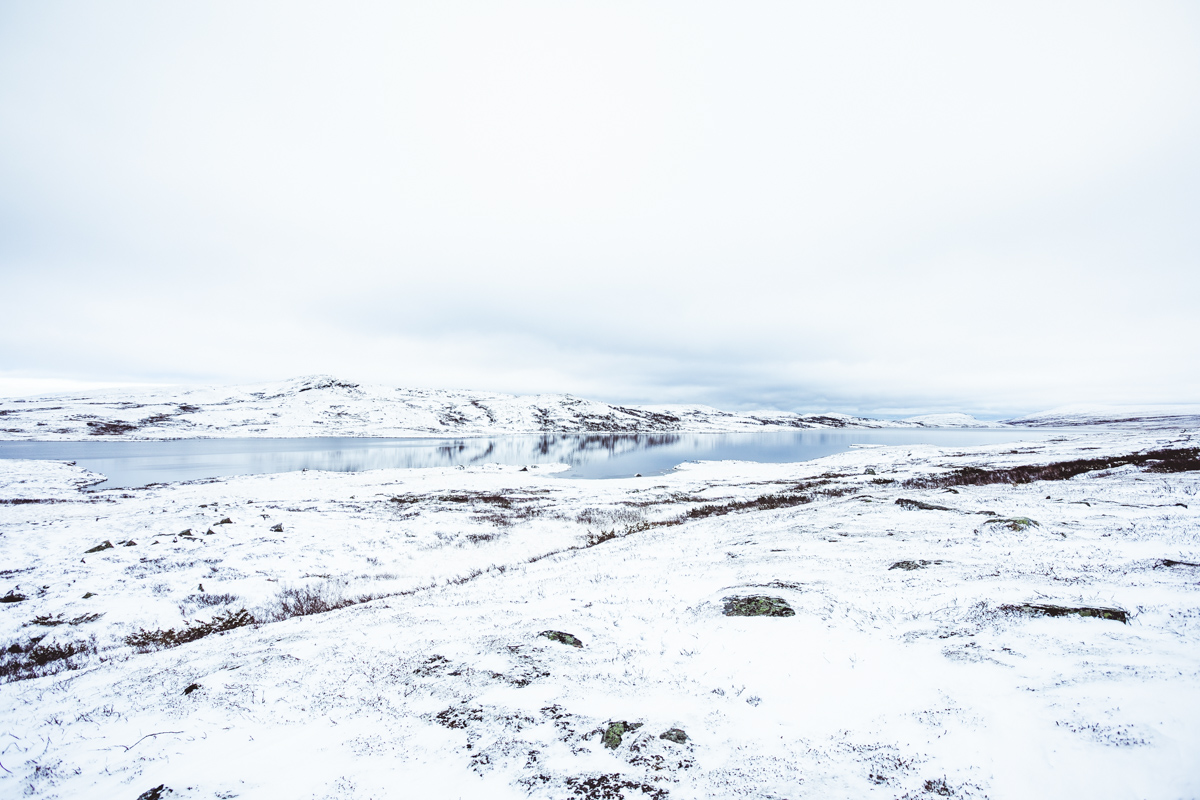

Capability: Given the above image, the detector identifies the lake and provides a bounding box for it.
[0,429,1068,489]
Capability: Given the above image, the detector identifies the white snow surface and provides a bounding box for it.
[0,376,924,441]
[1,423,1199,798]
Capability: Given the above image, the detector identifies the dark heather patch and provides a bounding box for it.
[564,773,668,800]
[904,447,1200,490]
[125,608,256,651]
[86,420,139,435]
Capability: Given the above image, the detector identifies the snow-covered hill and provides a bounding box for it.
[0,375,922,440]
[903,412,1006,428]
[1007,404,1200,428]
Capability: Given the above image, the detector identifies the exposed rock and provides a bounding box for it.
[889,560,945,571]
[659,727,688,744]
[722,595,795,617]
[539,630,583,648]
[1003,603,1127,624]
[602,720,643,749]
[983,517,1040,532]
[895,498,954,512]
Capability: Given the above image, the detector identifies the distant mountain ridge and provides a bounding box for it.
[0,374,953,440]
[8,376,1184,440]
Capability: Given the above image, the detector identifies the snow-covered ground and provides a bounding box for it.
[0,376,997,441]
[1,423,1198,799]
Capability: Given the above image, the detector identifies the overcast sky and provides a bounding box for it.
[1,2,1198,416]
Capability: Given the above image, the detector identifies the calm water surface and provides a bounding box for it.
[0,429,1067,489]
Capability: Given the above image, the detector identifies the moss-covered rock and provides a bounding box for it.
[539,630,583,648]
[983,517,1039,532]
[659,727,688,744]
[84,540,113,553]
[602,720,643,749]
[889,559,945,571]
[1004,603,1127,624]
[722,595,795,617]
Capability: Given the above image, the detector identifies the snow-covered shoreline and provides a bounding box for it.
[1,421,1198,798]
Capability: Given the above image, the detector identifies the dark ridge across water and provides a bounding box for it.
[0,429,1073,489]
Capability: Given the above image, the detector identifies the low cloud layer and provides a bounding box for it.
[2,2,1198,415]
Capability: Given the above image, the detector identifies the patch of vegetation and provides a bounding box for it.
[32,612,103,626]
[904,448,1200,490]
[184,592,239,607]
[435,703,485,729]
[584,528,619,547]
[86,420,139,435]
[539,630,584,648]
[266,583,375,621]
[722,595,795,617]
[1,636,97,683]
[564,774,667,800]
[84,540,114,553]
[583,519,658,547]
[889,560,945,571]
[125,608,256,652]
[0,591,26,603]
[685,492,814,520]
[436,492,514,507]
[1001,603,1128,624]
[982,517,1039,532]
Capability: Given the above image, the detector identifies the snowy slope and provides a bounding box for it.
[1,423,1198,798]
[0,375,918,440]
[1007,404,1200,428]
[903,412,1006,428]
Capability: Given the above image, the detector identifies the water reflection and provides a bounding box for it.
[0,429,1063,489]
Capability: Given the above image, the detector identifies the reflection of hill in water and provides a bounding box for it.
[279,434,683,473]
